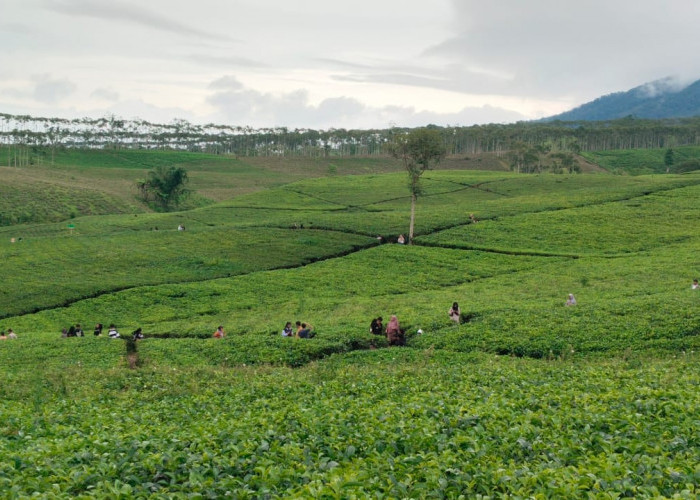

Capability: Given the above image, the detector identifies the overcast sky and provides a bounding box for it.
[1,0,699,129]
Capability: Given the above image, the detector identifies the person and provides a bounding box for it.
[386,315,404,346]
[370,317,384,335]
[67,325,76,337]
[448,302,461,324]
[93,323,103,336]
[132,328,144,340]
[74,324,84,337]
[0,331,6,340]
[397,234,406,244]
[178,224,185,231]
[281,322,294,337]
[213,325,225,338]
[566,294,577,306]
[108,324,120,338]
[297,323,314,338]
[692,279,699,290]
[7,329,17,339]
[61,328,68,338]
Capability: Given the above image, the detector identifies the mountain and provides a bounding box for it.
[547,77,700,121]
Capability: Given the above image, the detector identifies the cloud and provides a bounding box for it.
[32,74,77,103]
[43,0,232,42]
[205,77,524,129]
[185,54,267,69]
[422,0,700,99]
[208,76,245,91]
[91,88,120,101]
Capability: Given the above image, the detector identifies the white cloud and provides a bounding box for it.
[205,78,524,129]
[1,1,698,128]
[91,88,120,102]
[32,74,77,103]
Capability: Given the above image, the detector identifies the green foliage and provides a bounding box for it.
[0,350,697,497]
[671,158,700,174]
[1,153,700,496]
[137,165,190,211]
[582,145,700,174]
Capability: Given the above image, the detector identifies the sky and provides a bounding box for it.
[1,0,699,129]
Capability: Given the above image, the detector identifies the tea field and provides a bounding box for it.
[0,155,699,498]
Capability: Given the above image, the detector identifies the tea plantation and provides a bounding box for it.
[0,152,698,498]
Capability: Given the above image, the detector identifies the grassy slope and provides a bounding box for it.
[1,155,699,497]
[2,170,699,358]
[581,145,700,174]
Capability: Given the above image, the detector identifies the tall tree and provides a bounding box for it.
[137,166,190,211]
[390,128,446,243]
[664,148,674,173]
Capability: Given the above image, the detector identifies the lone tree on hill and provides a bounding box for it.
[389,128,446,244]
[137,165,190,211]
[664,148,674,173]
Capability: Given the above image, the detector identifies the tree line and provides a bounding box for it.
[1,112,700,160]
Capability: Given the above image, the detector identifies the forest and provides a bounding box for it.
[2,112,700,160]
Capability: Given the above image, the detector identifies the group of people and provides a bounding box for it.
[0,329,17,340]
[61,324,86,337]
[11,279,698,346]
[369,315,406,346]
[60,323,143,340]
[280,321,315,338]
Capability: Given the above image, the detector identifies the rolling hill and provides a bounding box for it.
[547,76,700,121]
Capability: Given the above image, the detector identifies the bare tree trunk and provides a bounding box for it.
[408,192,416,244]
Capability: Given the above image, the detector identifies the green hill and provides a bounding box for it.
[0,155,698,498]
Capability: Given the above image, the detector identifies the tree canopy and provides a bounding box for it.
[137,165,190,211]
[390,128,446,243]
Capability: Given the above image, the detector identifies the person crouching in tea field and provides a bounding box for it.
[94,323,103,336]
[108,324,120,338]
[281,322,294,337]
[566,294,577,306]
[132,328,144,341]
[370,317,384,335]
[297,323,314,338]
[213,325,225,338]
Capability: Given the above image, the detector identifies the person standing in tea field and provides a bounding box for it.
[448,302,461,324]
[386,315,404,346]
